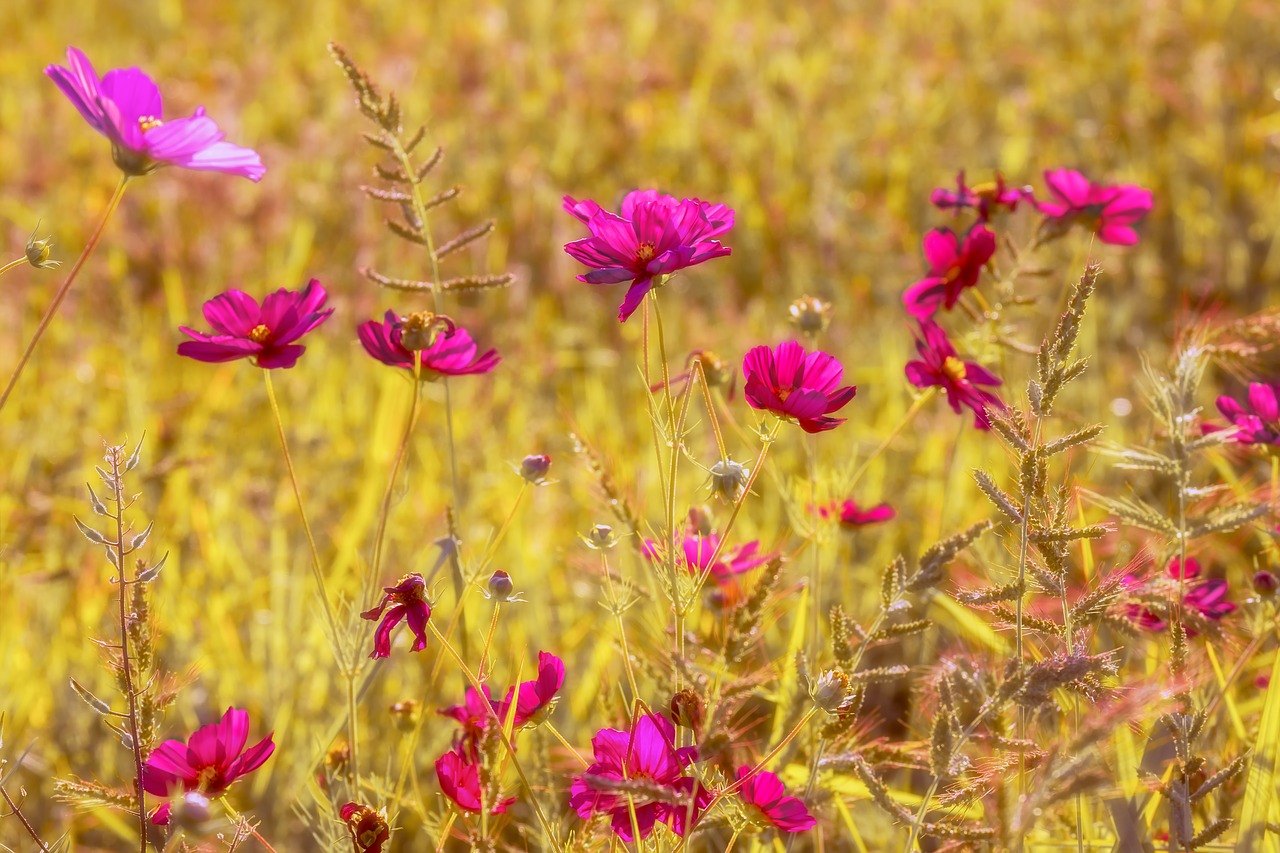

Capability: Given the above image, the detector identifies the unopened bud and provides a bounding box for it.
[172,792,211,828]
[584,524,618,550]
[325,740,351,774]
[1254,570,1278,596]
[670,688,705,732]
[695,350,733,390]
[707,459,750,503]
[687,505,715,537]
[788,294,831,336]
[519,454,552,485]
[398,311,453,351]
[389,699,421,733]
[811,670,854,714]
[24,225,61,270]
[487,570,516,601]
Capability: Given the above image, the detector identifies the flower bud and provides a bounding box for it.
[397,311,453,351]
[24,225,61,270]
[487,570,516,601]
[389,699,421,733]
[695,350,734,391]
[519,454,552,485]
[1253,570,1278,596]
[670,688,705,732]
[810,669,854,714]
[171,792,211,829]
[687,505,715,537]
[584,524,618,550]
[788,294,832,336]
[707,459,750,503]
[325,740,351,775]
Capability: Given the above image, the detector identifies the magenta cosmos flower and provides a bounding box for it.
[1122,557,1235,634]
[436,746,517,815]
[931,171,1022,222]
[743,341,857,434]
[141,707,274,825]
[357,310,500,379]
[902,225,998,319]
[361,573,431,659]
[1216,382,1280,446]
[1032,168,1153,246]
[46,47,264,181]
[735,767,816,833]
[817,499,895,528]
[905,320,1003,429]
[563,190,734,322]
[499,650,565,729]
[177,279,332,369]
[643,532,772,585]
[569,713,712,841]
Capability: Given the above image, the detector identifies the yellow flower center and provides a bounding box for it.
[636,241,656,263]
[196,765,225,791]
[138,115,164,132]
[942,356,967,383]
[248,324,271,343]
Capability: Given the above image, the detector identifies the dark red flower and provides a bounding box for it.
[361,573,431,659]
[930,171,1022,221]
[742,341,856,434]
[141,707,274,825]
[357,310,500,378]
[340,802,390,853]
[904,320,1003,429]
[902,225,997,319]
[177,279,332,369]
[435,746,516,815]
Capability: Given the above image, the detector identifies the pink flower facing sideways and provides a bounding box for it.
[1032,168,1153,246]
[735,767,816,833]
[357,310,500,378]
[563,190,734,322]
[436,747,517,815]
[642,531,772,586]
[816,499,896,528]
[361,573,431,659]
[47,47,264,181]
[931,171,1023,222]
[570,712,712,841]
[141,707,274,825]
[440,651,565,742]
[1123,557,1235,634]
[902,225,998,319]
[1216,382,1280,447]
[743,341,856,434]
[905,320,1003,429]
[177,279,332,369]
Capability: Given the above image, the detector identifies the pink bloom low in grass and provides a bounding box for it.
[357,311,500,379]
[816,498,896,528]
[499,650,565,729]
[177,279,333,369]
[563,190,734,322]
[1032,168,1153,246]
[569,712,712,841]
[1122,557,1236,634]
[931,171,1023,221]
[436,746,517,815]
[743,341,857,434]
[361,573,431,659]
[905,320,1003,430]
[141,707,274,825]
[902,225,998,319]
[735,767,816,832]
[47,47,264,181]
[642,532,772,584]
[1215,382,1280,447]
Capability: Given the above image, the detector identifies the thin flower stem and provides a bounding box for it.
[370,352,423,599]
[806,435,823,655]
[478,602,501,679]
[427,622,565,853]
[785,737,828,853]
[0,175,129,416]
[221,801,278,853]
[544,721,590,768]
[724,827,743,853]
[602,551,641,703]
[694,359,729,461]
[640,299,671,510]
[476,482,527,574]
[0,258,26,277]
[0,781,50,851]
[849,388,935,492]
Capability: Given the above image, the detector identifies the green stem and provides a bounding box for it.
[0,258,26,278]
[0,175,129,415]
[370,352,423,597]
[848,388,934,491]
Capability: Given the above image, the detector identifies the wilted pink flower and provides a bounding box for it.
[177,279,332,369]
[499,650,565,728]
[643,532,771,584]
[902,225,997,319]
[905,320,1003,429]
[743,341,856,434]
[1032,168,1152,246]
[817,499,896,528]
[735,767,816,833]
[930,171,1022,221]
[1216,383,1280,446]
[357,310,500,378]
[340,802,390,853]
[435,747,516,815]
[563,190,734,322]
[141,707,274,825]
[361,573,431,659]
[46,47,264,181]
[570,713,712,841]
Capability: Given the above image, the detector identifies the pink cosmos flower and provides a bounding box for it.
[1215,382,1280,446]
[743,341,857,434]
[1031,168,1153,246]
[569,712,713,841]
[1122,557,1236,634]
[440,684,499,744]
[902,225,998,319]
[735,767,816,833]
[816,499,896,528]
[361,573,431,659]
[563,190,734,322]
[904,320,1003,429]
[498,650,565,729]
[642,532,772,584]
[46,47,264,181]
[177,279,332,369]
[141,707,274,825]
[930,171,1022,221]
[357,310,500,378]
[435,747,516,815]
